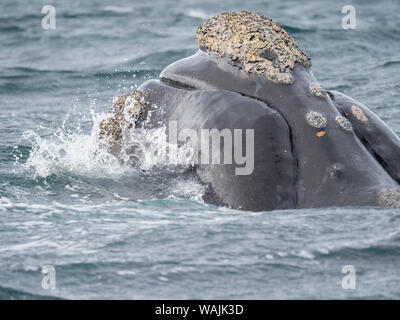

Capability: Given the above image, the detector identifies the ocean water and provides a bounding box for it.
[1,0,400,299]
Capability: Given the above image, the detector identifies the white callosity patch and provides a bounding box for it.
[196,11,311,84]
[351,105,368,124]
[306,111,327,129]
[335,115,353,132]
[309,82,326,98]
[99,90,147,144]
[378,188,400,208]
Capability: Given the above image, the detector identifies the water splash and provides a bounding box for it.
[124,124,196,171]
[18,103,130,179]
[16,100,201,202]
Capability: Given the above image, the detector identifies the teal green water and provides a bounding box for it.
[0,0,400,299]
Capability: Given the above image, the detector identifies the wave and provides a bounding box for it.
[92,69,159,80]
[0,285,61,300]
[13,94,206,202]
[101,6,133,14]
[0,14,40,24]
[19,109,128,179]
[380,60,400,68]
[185,9,210,20]
[0,81,63,94]
[0,25,24,32]
[0,67,153,86]
[19,119,195,179]
[1,67,76,75]
[124,49,196,70]
[281,25,317,34]
[0,7,133,32]
[319,242,400,260]
[59,9,133,19]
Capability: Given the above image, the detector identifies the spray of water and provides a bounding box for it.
[14,99,205,201]
[19,106,127,179]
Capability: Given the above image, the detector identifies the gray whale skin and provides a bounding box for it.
[102,11,400,211]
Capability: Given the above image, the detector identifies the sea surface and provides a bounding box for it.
[1,0,400,299]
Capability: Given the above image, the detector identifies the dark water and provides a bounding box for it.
[1,0,400,299]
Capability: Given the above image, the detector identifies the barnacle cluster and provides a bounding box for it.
[196,11,311,84]
[351,105,368,124]
[335,115,353,132]
[309,82,326,98]
[306,111,327,129]
[378,188,400,208]
[99,90,147,142]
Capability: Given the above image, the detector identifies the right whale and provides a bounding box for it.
[100,11,400,211]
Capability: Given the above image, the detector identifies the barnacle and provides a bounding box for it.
[335,115,353,132]
[351,105,368,124]
[378,188,400,208]
[99,90,147,142]
[309,82,326,98]
[306,111,327,129]
[196,11,311,84]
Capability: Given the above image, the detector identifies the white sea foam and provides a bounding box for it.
[20,108,128,179]
[17,101,204,200]
[126,124,196,171]
[170,178,206,202]
[101,6,133,14]
[186,9,210,19]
